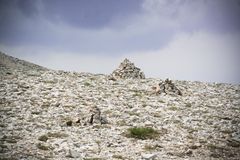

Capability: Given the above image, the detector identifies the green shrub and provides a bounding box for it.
[126,127,159,140]
[112,155,124,159]
[84,82,91,86]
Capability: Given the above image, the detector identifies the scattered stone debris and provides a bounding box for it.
[152,78,182,96]
[1,53,240,159]
[110,58,145,79]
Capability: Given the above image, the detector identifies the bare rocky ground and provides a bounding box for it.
[0,52,240,160]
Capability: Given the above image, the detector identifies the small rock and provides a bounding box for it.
[67,149,81,158]
[100,116,108,124]
[227,139,240,147]
[189,143,201,149]
[76,119,81,123]
[185,149,193,156]
[108,76,117,81]
[66,120,73,126]
[144,121,153,126]
[141,153,157,160]
[38,135,48,142]
[36,143,50,150]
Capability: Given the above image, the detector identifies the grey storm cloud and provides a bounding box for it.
[40,0,143,29]
[0,0,143,29]
[0,0,240,52]
[0,0,145,53]
[0,0,240,83]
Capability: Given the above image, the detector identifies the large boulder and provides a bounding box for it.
[110,58,145,79]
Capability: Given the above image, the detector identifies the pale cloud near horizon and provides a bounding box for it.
[2,30,240,83]
[0,0,240,83]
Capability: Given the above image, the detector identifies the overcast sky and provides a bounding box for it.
[0,0,240,83]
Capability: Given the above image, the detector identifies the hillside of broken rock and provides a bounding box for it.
[0,53,240,159]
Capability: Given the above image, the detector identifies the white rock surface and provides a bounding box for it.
[142,153,158,159]
[0,52,240,159]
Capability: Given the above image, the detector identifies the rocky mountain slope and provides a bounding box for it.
[0,53,240,160]
[0,52,47,71]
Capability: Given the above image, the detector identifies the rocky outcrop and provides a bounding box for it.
[110,58,145,79]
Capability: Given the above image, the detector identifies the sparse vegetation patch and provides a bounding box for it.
[125,127,159,140]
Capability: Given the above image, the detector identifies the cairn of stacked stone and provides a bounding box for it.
[152,78,182,96]
[110,58,145,79]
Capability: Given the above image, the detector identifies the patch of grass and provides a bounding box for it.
[158,99,165,103]
[112,155,124,159]
[128,111,140,116]
[90,77,96,81]
[133,92,142,97]
[185,103,192,108]
[84,82,92,87]
[126,127,159,140]
[168,106,178,111]
[131,90,144,98]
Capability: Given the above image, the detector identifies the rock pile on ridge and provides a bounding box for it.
[110,58,145,79]
[153,78,182,96]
